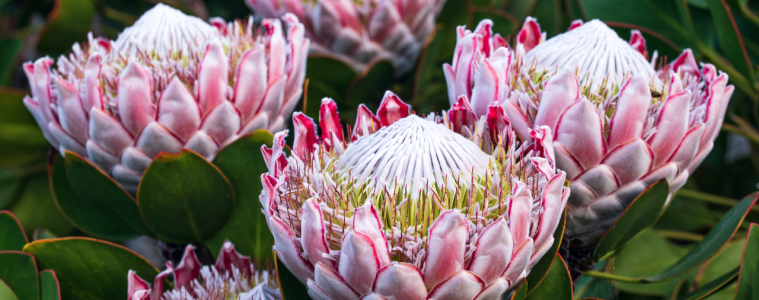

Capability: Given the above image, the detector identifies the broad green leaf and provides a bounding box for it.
[12,174,75,238]
[0,279,19,300]
[138,149,235,244]
[36,0,96,57]
[691,240,745,300]
[0,39,22,86]
[23,237,159,300]
[735,223,759,299]
[50,154,141,240]
[645,194,758,281]
[595,180,669,259]
[511,281,528,300]
[525,256,573,300]
[64,152,152,239]
[526,208,566,294]
[0,211,27,251]
[344,60,395,122]
[612,229,694,296]
[437,0,469,58]
[39,270,61,300]
[208,130,275,260]
[0,251,38,300]
[706,0,754,85]
[303,55,357,119]
[678,267,738,300]
[275,250,309,300]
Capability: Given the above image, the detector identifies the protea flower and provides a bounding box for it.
[445,18,733,246]
[259,91,569,299]
[127,241,280,300]
[22,4,308,192]
[245,0,445,75]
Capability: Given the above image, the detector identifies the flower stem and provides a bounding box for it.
[655,229,704,242]
[580,270,643,283]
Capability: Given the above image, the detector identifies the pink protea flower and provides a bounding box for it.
[445,19,733,246]
[127,241,280,300]
[246,0,445,75]
[259,92,569,299]
[22,4,309,192]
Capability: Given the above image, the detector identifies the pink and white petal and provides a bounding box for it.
[360,293,388,300]
[320,98,344,150]
[184,131,219,160]
[373,262,427,300]
[127,270,150,299]
[668,124,705,172]
[452,35,478,101]
[424,210,469,290]
[23,96,58,146]
[173,245,201,290]
[502,239,533,284]
[608,74,651,150]
[602,139,654,186]
[307,279,333,300]
[257,74,287,121]
[555,100,606,168]
[215,240,252,276]
[469,60,500,117]
[466,217,512,285]
[508,181,533,247]
[83,54,103,114]
[135,122,183,158]
[302,198,334,268]
[49,122,85,156]
[377,91,410,127]
[443,64,457,105]
[502,102,533,143]
[533,172,567,249]
[270,215,315,283]
[197,40,229,116]
[474,278,510,300]
[352,105,382,140]
[120,147,152,174]
[315,262,360,300]
[701,74,729,149]
[293,112,318,159]
[426,271,485,300]
[516,17,542,52]
[89,108,134,156]
[32,58,56,124]
[628,30,647,58]
[533,70,579,132]
[157,78,201,141]
[648,91,691,168]
[200,101,241,145]
[86,141,118,172]
[573,165,619,199]
[265,19,286,83]
[569,19,584,31]
[233,45,268,122]
[117,61,154,136]
[339,230,381,295]
[55,77,88,144]
[353,202,390,266]
[151,263,173,299]
[687,142,713,176]
[527,236,554,270]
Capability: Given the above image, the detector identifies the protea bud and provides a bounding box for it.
[245,0,445,75]
[22,4,309,192]
[127,241,280,300]
[260,92,569,299]
[445,19,732,247]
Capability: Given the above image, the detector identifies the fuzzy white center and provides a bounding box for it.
[526,19,655,87]
[115,3,218,55]
[337,115,492,199]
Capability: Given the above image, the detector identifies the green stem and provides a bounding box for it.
[738,4,759,29]
[676,189,759,212]
[723,123,759,145]
[580,270,643,283]
[656,229,704,242]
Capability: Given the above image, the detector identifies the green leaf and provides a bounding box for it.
[12,174,75,238]
[510,281,528,300]
[275,250,309,300]
[0,39,22,87]
[0,251,39,300]
[39,270,61,300]
[525,256,573,300]
[207,130,275,260]
[303,55,357,119]
[735,223,759,299]
[344,60,395,121]
[690,239,745,300]
[0,279,19,300]
[595,180,669,259]
[0,211,27,251]
[706,0,754,85]
[63,152,152,239]
[0,89,48,167]
[138,149,235,244]
[23,237,159,300]
[36,0,96,57]
[50,154,142,240]
[645,194,758,282]
[678,267,738,300]
[526,208,565,294]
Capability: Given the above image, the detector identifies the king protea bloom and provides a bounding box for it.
[22,4,308,192]
[259,91,569,299]
[445,18,732,246]
[128,241,280,300]
[246,0,445,75]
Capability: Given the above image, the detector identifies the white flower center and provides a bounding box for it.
[115,3,218,55]
[337,115,492,199]
[526,19,655,87]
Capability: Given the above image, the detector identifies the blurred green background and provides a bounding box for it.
[1,0,758,299]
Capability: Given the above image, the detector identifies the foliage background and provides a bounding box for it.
[1,0,758,299]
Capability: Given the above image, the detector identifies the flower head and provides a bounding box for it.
[246,0,446,75]
[260,92,569,299]
[22,4,309,192]
[446,18,733,246]
[127,241,280,300]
